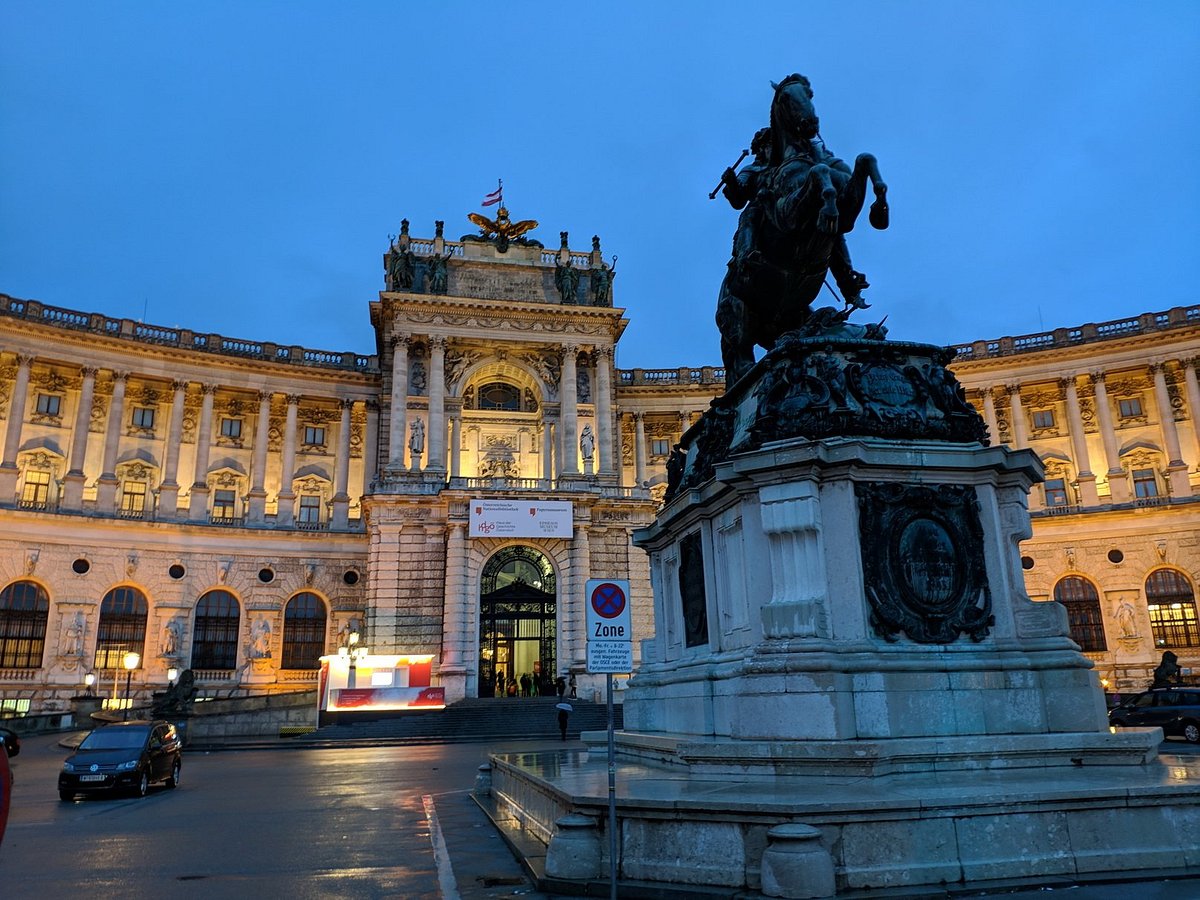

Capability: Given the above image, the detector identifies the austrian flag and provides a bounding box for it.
[482,182,503,206]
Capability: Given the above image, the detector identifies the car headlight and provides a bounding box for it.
[117,760,140,771]
[62,761,76,773]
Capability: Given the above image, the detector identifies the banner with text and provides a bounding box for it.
[469,499,573,538]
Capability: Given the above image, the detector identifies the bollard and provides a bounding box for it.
[545,813,602,880]
[473,763,492,797]
[760,823,835,899]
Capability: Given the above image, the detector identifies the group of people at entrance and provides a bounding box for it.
[494,671,576,699]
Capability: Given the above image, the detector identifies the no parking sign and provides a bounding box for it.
[585,579,633,674]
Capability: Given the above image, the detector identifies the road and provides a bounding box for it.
[1,732,559,899]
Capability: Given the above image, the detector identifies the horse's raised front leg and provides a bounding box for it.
[776,163,838,234]
[810,164,839,234]
[857,153,889,230]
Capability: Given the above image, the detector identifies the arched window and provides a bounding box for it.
[477,382,521,411]
[191,590,240,670]
[1146,569,1200,648]
[282,592,327,669]
[0,580,49,668]
[94,587,148,669]
[1052,576,1107,652]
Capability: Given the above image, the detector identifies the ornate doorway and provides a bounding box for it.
[478,546,556,698]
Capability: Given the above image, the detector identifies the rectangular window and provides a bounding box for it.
[212,489,237,519]
[130,407,155,429]
[298,494,322,523]
[304,426,325,446]
[35,393,60,416]
[1031,409,1055,430]
[220,417,243,439]
[121,481,147,513]
[1118,397,1143,418]
[651,439,670,457]
[1044,478,1069,506]
[20,470,51,505]
[1133,468,1159,498]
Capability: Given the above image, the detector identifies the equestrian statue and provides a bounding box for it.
[714,74,890,386]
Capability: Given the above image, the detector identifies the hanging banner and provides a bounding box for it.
[469,499,573,538]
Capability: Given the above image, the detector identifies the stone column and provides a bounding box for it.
[449,410,462,478]
[246,391,273,523]
[388,334,409,470]
[1004,384,1027,448]
[276,394,300,527]
[440,523,468,671]
[559,346,579,475]
[94,371,128,511]
[570,524,590,668]
[1183,358,1200,463]
[595,347,615,476]
[634,412,647,486]
[331,398,354,528]
[362,400,380,496]
[542,420,555,484]
[980,389,998,444]
[61,366,98,510]
[1061,376,1099,506]
[427,337,447,473]
[188,384,216,521]
[1091,372,1130,503]
[0,354,33,499]
[1151,362,1191,496]
[157,380,188,517]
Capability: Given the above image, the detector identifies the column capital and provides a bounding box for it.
[340,397,355,411]
[79,366,99,379]
[1001,383,1021,399]
[1089,370,1107,386]
[110,370,131,385]
[429,336,448,352]
[390,332,410,348]
[561,342,580,356]
[1057,375,1078,393]
[595,345,614,363]
[256,389,273,403]
[285,393,302,406]
[15,353,35,367]
[1148,361,1168,377]
[633,410,644,422]
[198,383,217,396]
[172,379,189,393]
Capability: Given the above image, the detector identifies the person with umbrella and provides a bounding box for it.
[556,702,572,741]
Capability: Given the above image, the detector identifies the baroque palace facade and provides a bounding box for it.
[0,219,1198,714]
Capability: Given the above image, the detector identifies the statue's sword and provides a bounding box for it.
[708,149,750,199]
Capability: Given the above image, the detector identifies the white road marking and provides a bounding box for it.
[423,793,461,900]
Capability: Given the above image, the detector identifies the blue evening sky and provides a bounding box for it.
[2,3,1197,370]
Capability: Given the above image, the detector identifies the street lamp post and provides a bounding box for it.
[167,666,179,687]
[122,651,140,720]
[83,672,95,696]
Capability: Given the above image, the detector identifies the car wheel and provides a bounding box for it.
[1184,722,1200,744]
[166,760,181,789]
[59,790,74,802]
[135,770,149,798]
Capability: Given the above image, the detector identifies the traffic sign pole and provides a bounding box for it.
[607,672,616,900]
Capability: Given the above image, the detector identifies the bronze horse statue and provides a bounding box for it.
[715,74,890,386]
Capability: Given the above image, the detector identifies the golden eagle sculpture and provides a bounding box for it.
[466,206,539,253]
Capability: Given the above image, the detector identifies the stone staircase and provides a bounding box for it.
[307,696,622,744]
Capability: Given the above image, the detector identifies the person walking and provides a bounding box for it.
[556,676,566,699]
[568,674,577,699]
[496,671,505,698]
[557,705,570,741]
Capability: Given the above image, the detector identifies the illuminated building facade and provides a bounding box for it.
[0,219,1196,713]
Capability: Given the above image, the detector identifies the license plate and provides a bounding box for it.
[80,774,106,782]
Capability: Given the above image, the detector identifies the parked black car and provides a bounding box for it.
[1108,688,1200,742]
[0,727,19,758]
[59,720,182,800]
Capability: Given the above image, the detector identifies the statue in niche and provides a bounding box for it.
[462,385,475,410]
[1115,601,1138,639]
[576,369,591,403]
[580,424,596,460]
[248,617,272,659]
[162,617,184,657]
[409,419,425,456]
[713,74,890,385]
[62,611,85,657]
[555,257,580,305]
[426,250,453,294]
[410,361,427,395]
[523,388,538,412]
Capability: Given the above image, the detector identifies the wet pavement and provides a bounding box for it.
[4,730,1200,898]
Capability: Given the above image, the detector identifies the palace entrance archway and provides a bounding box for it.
[478,545,556,698]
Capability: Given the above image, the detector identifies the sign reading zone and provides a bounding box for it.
[585,579,631,640]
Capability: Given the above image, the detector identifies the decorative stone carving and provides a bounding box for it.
[856,481,993,643]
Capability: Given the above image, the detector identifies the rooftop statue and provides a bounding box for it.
[715,74,889,386]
